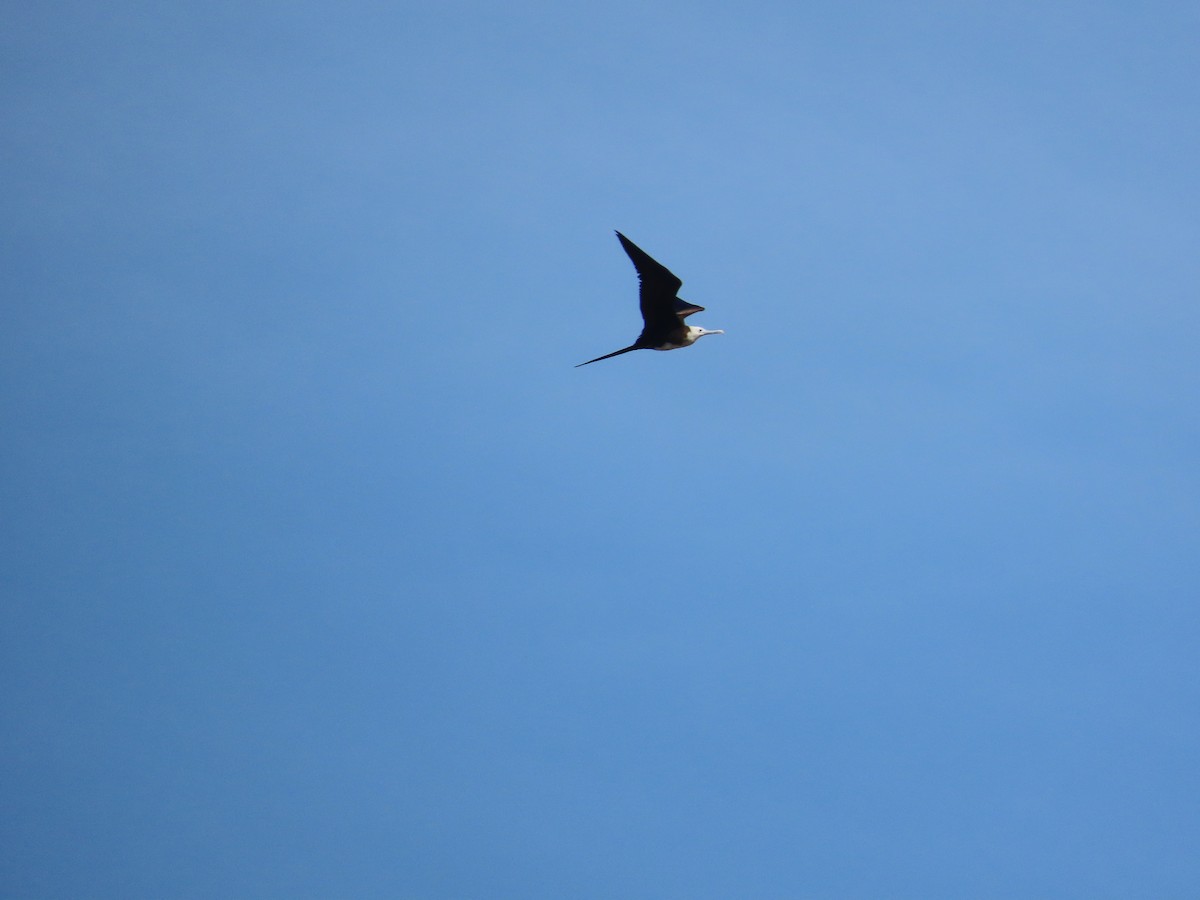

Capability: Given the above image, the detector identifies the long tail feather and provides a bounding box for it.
[575,345,640,367]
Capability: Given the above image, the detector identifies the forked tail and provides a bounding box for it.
[574,345,640,367]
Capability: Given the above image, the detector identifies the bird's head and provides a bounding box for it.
[695,328,725,339]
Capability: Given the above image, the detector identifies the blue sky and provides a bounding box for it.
[3,1,1198,897]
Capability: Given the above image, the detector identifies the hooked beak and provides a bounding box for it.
[706,329,725,335]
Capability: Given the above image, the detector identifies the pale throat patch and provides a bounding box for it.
[654,326,705,351]
[652,326,705,350]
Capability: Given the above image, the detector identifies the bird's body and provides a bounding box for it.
[651,324,708,350]
[575,232,724,367]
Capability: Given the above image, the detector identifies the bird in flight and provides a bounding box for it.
[575,232,724,367]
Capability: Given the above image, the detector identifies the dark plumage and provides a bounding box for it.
[575,232,724,367]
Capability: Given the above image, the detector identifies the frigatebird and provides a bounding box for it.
[575,232,724,367]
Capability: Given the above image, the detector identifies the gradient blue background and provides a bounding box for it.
[3,2,1198,897]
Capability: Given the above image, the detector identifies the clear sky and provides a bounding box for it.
[3,2,1198,897]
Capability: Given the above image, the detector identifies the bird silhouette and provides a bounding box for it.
[576,232,724,367]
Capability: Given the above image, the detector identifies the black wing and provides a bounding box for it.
[615,231,684,331]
